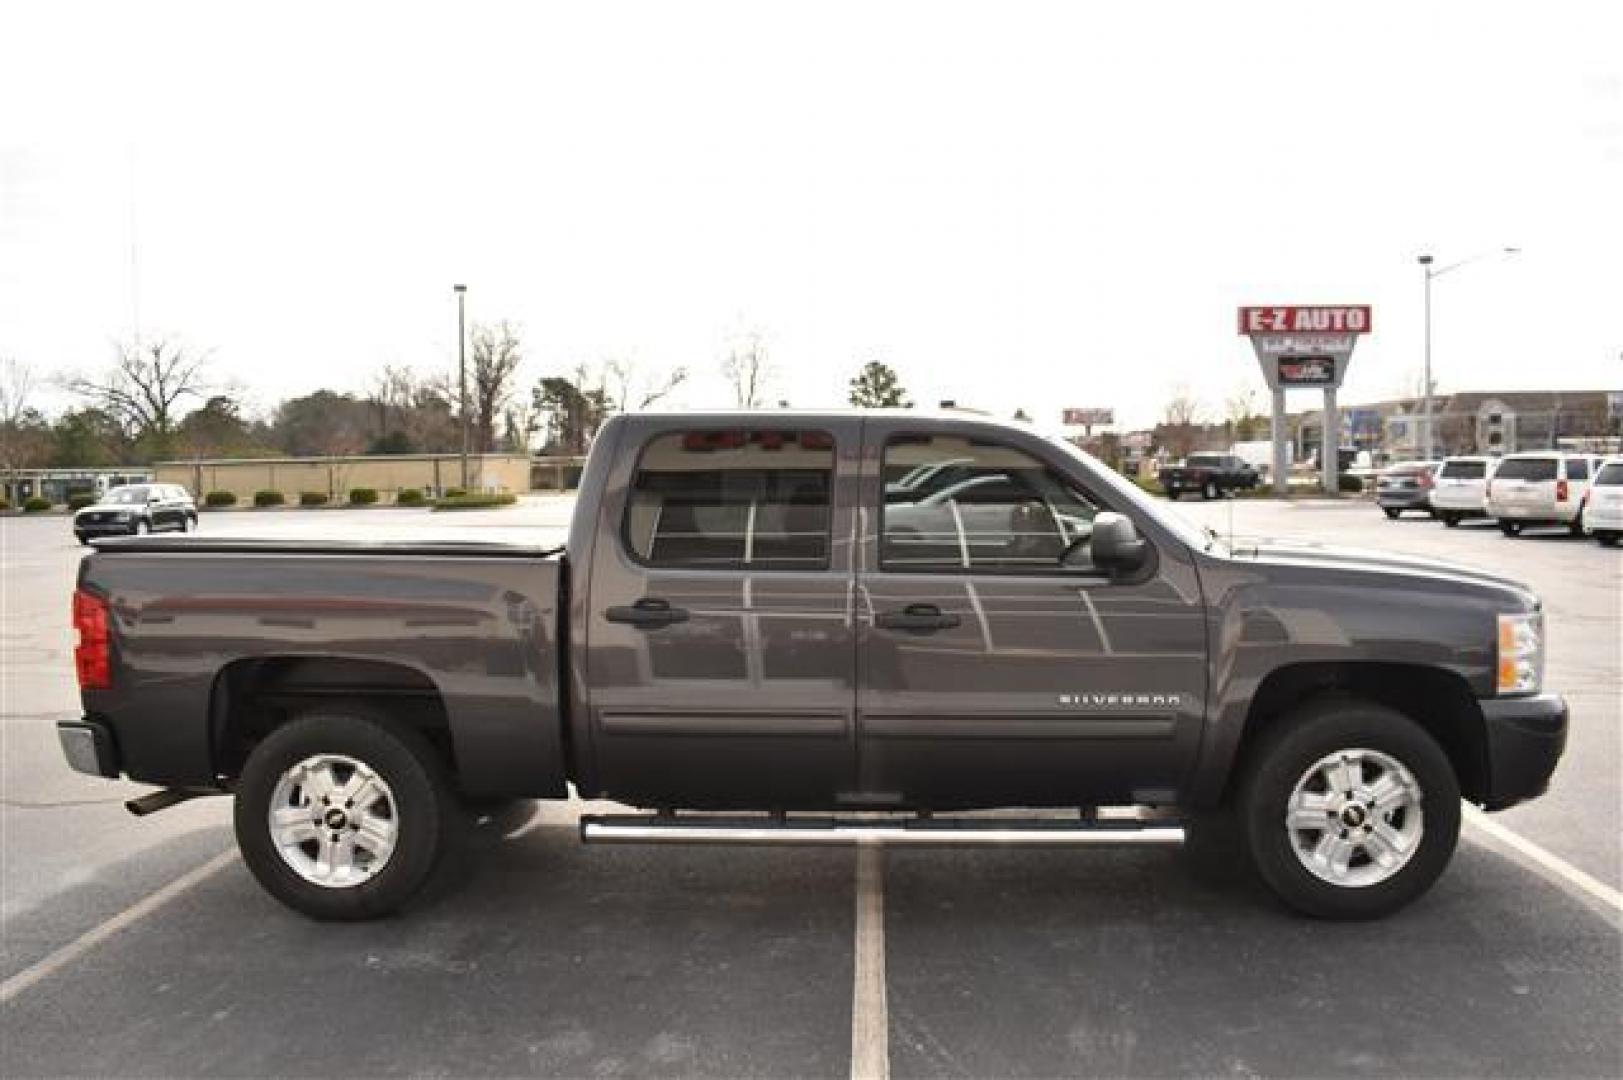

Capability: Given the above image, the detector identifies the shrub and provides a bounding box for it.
[253,490,285,507]
[23,497,53,513]
[348,487,379,505]
[67,493,98,511]
[433,492,518,511]
[1339,474,1364,494]
[204,491,238,508]
[443,486,467,499]
[299,491,330,507]
[396,488,426,506]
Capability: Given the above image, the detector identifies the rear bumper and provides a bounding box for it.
[1479,693,1568,810]
[57,718,121,779]
[1376,491,1430,508]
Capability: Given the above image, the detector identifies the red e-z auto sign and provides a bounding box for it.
[1238,306,1372,334]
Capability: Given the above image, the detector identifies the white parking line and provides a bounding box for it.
[0,849,236,1005]
[850,841,890,1080]
[1463,806,1623,917]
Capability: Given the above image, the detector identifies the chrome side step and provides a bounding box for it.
[580,813,1185,847]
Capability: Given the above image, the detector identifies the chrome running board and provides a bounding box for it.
[580,813,1185,847]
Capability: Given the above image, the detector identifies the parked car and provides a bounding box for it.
[1158,453,1259,500]
[72,484,197,544]
[1484,452,1601,536]
[1581,457,1623,546]
[1429,456,1496,527]
[60,411,1566,922]
[1374,461,1437,519]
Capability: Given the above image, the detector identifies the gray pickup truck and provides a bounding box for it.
[62,411,1567,921]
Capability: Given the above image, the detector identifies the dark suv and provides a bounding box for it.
[73,484,197,544]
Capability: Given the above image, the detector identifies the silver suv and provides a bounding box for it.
[1484,452,1600,536]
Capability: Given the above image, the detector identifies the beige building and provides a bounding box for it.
[155,453,532,503]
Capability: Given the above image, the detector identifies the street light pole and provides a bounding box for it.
[1414,247,1518,461]
[1419,256,1434,460]
[454,284,468,490]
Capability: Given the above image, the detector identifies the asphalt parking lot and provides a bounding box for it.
[2,496,1619,1078]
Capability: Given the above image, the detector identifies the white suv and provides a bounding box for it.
[1484,451,1601,537]
[1429,456,1495,527]
[1582,457,1623,547]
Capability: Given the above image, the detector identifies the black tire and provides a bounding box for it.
[76,534,90,546]
[1164,487,1179,500]
[1237,697,1461,920]
[1600,532,1620,548]
[1442,512,1460,528]
[234,710,458,920]
[1202,480,1219,500]
[1383,507,1401,520]
[1500,521,1521,536]
[1569,511,1587,538]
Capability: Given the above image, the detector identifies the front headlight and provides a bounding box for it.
[1497,612,1544,695]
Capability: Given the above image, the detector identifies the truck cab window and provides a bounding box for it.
[624,429,834,570]
[881,434,1100,571]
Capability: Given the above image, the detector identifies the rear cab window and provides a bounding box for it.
[1439,460,1487,479]
[623,429,835,570]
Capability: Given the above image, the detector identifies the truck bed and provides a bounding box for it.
[77,537,568,797]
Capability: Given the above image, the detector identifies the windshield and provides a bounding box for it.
[103,486,151,505]
[1046,436,1217,554]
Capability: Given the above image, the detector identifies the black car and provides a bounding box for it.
[73,484,197,544]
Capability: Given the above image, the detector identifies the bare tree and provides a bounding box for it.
[468,322,525,452]
[721,333,774,408]
[1162,383,1205,427]
[67,339,210,444]
[1,356,49,478]
[1225,384,1264,441]
[602,358,689,411]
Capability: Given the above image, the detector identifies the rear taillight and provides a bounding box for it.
[72,589,111,690]
[1556,479,1569,502]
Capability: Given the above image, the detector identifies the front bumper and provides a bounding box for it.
[74,521,137,537]
[58,718,121,778]
[1479,693,1568,810]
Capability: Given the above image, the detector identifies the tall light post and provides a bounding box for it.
[1416,247,1519,460]
[454,284,468,490]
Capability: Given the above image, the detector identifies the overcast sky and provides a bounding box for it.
[2,1,1619,430]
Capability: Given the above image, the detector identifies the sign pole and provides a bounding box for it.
[1271,388,1287,496]
[1323,384,1339,496]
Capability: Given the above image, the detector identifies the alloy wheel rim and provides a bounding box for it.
[1285,747,1424,888]
[268,754,398,888]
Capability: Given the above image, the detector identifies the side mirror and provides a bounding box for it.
[1090,512,1148,574]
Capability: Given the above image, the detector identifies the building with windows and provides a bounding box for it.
[1294,390,1618,462]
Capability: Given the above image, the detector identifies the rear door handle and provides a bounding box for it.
[605,598,691,629]
[874,604,961,632]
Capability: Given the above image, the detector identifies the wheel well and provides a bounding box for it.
[1226,662,1489,804]
[211,657,456,782]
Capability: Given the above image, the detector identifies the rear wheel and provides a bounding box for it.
[1237,698,1460,920]
[1600,532,1620,548]
[1500,521,1522,536]
[235,710,457,920]
[1442,512,1460,528]
[1383,507,1401,520]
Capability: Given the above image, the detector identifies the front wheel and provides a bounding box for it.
[1600,532,1620,548]
[1442,512,1460,528]
[234,711,457,920]
[1383,507,1401,520]
[1500,521,1522,536]
[1237,698,1460,920]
